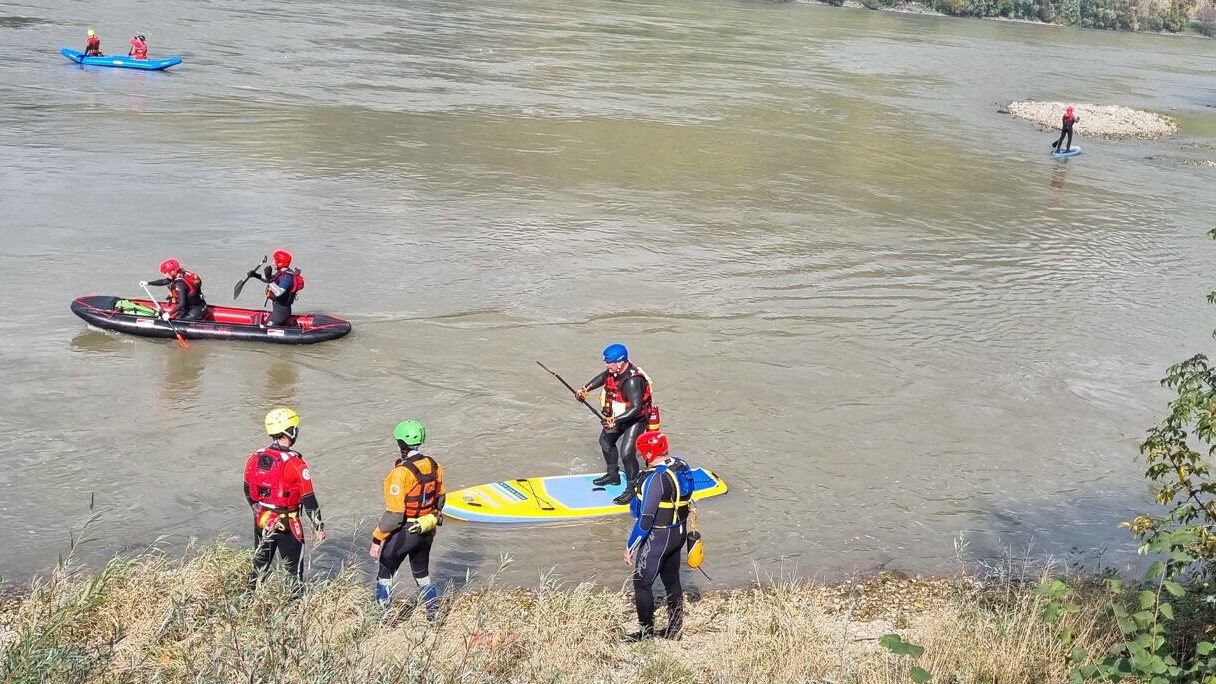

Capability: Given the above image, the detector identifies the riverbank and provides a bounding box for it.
[800,0,1216,37]
[0,541,1165,683]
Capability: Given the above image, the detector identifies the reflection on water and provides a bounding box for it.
[160,346,208,404]
[263,358,301,407]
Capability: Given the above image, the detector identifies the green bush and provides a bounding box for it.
[936,0,967,14]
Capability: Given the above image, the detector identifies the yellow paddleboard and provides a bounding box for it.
[444,468,727,523]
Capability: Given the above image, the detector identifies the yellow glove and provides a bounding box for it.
[408,513,438,534]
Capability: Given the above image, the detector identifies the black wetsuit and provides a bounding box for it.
[583,368,650,485]
[1053,114,1078,152]
[629,463,689,635]
[251,267,300,326]
[148,276,207,321]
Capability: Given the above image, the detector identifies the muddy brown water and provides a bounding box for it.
[2,0,1216,588]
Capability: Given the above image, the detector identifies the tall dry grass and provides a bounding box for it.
[0,540,1126,684]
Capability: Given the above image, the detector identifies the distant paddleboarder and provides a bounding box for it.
[1052,106,1079,153]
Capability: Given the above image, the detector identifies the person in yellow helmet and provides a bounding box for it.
[243,408,326,588]
[84,29,102,56]
[369,420,445,617]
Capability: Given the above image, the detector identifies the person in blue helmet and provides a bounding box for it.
[623,430,692,642]
[577,343,655,506]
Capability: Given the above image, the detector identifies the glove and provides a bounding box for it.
[407,513,438,534]
[138,280,148,287]
[159,312,171,321]
[262,265,273,279]
[602,416,616,430]
[576,387,589,400]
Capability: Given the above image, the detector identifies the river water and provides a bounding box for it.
[2,0,1215,588]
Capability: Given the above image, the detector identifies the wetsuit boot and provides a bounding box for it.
[592,471,620,487]
[623,623,655,642]
[612,480,635,506]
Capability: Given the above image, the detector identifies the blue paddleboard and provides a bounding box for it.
[60,48,182,71]
[1052,146,1082,158]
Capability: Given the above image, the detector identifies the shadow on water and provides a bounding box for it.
[70,329,134,353]
[161,345,210,404]
[263,358,301,407]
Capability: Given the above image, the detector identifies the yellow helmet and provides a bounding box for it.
[264,407,300,436]
[87,29,95,37]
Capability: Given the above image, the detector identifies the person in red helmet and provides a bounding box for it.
[84,29,102,57]
[128,34,148,60]
[248,250,304,327]
[1052,106,1080,153]
[623,430,695,642]
[140,258,207,320]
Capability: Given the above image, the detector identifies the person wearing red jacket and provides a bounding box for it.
[243,408,326,588]
[84,29,102,57]
[1052,106,1080,153]
[128,35,147,60]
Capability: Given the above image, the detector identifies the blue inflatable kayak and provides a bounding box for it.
[61,48,181,70]
[1052,146,1082,158]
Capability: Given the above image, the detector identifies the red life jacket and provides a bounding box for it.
[396,452,441,518]
[267,268,304,298]
[601,362,653,419]
[130,38,147,60]
[167,270,203,304]
[245,447,304,511]
[85,36,101,55]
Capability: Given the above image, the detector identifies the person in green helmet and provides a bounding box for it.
[369,420,445,617]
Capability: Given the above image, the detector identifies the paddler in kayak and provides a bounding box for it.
[577,344,659,506]
[84,29,102,57]
[140,258,208,321]
[246,250,304,327]
[128,34,147,60]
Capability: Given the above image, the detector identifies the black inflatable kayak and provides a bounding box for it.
[71,296,352,345]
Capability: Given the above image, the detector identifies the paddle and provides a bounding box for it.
[140,282,189,349]
[536,361,603,420]
[233,255,268,300]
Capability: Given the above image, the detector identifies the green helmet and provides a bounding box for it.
[393,420,426,447]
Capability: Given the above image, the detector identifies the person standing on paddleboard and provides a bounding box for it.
[578,344,657,506]
[247,250,304,327]
[128,34,147,60]
[623,430,692,642]
[141,258,208,321]
[243,408,326,590]
[84,29,102,56]
[369,420,445,619]
[1052,106,1079,153]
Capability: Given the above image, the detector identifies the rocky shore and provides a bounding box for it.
[1005,101,1179,139]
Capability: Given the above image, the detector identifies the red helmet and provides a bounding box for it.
[1066,106,1074,114]
[636,430,669,464]
[159,258,180,275]
[273,250,292,269]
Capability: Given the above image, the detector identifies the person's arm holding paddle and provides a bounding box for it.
[577,371,609,408]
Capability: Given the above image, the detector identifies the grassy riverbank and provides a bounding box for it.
[0,541,1190,684]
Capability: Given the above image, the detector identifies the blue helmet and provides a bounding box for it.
[603,343,628,363]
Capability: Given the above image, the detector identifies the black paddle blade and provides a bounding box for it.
[233,277,248,300]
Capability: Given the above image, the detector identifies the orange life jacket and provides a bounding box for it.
[395,452,441,518]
